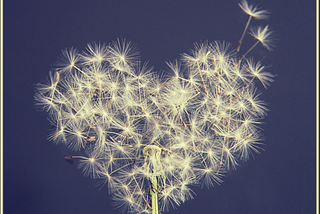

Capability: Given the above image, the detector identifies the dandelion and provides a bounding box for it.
[35,1,274,214]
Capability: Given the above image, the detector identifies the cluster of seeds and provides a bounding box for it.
[35,1,274,213]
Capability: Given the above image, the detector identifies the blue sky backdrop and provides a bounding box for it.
[4,0,316,213]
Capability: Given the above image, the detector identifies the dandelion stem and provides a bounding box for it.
[238,40,259,64]
[143,145,164,214]
[151,177,160,214]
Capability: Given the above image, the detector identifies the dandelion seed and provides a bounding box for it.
[249,25,274,51]
[108,38,139,74]
[237,0,269,52]
[238,25,274,63]
[238,0,269,20]
[81,42,109,65]
[57,47,80,73]
[246,58,274,89]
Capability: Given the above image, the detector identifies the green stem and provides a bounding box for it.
[151,184,159,214]
[150,168,160,214]
[143,145,164,214]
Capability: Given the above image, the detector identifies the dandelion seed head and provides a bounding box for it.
[35,1,275,213]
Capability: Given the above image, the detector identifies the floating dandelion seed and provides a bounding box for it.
[35,1,274,213]
[237,0,270,52]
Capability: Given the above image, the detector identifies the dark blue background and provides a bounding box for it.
[3,0,316,213]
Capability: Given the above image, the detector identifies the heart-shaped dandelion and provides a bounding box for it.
[35,1,274,213]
